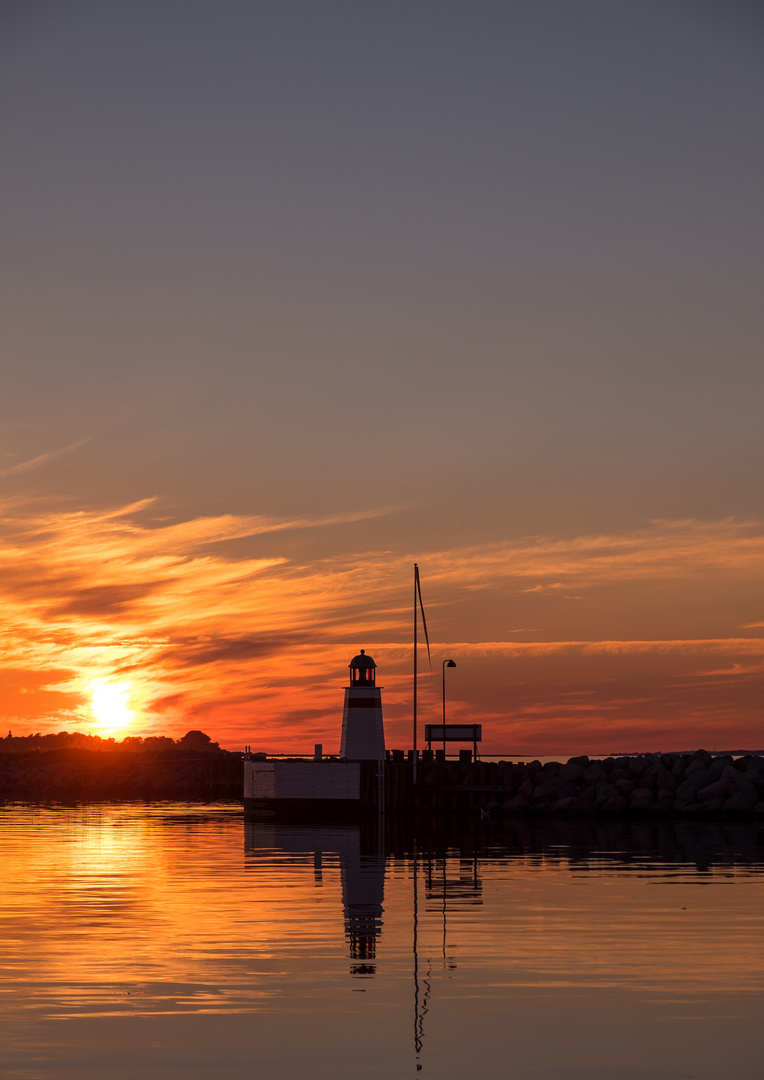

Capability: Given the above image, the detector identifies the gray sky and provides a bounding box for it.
[1,1,763,748]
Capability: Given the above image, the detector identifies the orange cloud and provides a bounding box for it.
[425,518,764,588]
[0,499,762,753]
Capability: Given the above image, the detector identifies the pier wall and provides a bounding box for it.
[0,747,243,801]
[5,746,764,818]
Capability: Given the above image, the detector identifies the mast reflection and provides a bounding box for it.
[243,815,764,1075]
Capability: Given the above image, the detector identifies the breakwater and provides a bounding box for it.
[4,747,764,818]
[0,747,243,801]
[384,749,764,818]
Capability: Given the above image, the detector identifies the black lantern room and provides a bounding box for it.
[349,650,376,686]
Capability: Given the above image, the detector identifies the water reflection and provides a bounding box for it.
[242,813,764,1074]
[244,821,386,975]
[1,805,764,1079]
[480,815,764,871]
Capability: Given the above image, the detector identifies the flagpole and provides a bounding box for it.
[413,563,418,758]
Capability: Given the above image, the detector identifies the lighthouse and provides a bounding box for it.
[340,650,386,761]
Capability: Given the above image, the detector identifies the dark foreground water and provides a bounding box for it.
[1,805,764,1079]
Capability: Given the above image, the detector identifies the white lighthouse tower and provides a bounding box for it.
[340,650,385,761]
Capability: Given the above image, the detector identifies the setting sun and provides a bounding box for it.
[88,679,135,738]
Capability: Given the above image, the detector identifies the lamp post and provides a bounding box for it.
[441,659,456,757]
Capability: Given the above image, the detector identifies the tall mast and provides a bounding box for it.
[413,563,418,755]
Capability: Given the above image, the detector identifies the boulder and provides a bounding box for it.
[532,778,561,803]
[743,758,764,781]
[685,759,707,778]
[723,787,758,812]
[615,778,635,797]
[656,768,677,791]
[560,763,585,782]
[676,769,708,801]
[697,778,731,802]
[703,758,730,784]
[601,795,628,812]
[731,778,758,798]
[630,790,656,811]
[595,783,618,806]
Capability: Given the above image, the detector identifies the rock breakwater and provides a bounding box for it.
[392,749,764,817]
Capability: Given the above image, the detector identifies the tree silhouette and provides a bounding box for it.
[177,729,220,752]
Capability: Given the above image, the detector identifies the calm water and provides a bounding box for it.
[2,805,764,1079]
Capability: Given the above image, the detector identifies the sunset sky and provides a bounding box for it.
[2,1,763,754]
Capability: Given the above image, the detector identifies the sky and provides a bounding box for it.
[1,0,763,754]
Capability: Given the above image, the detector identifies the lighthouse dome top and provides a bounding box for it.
[348,649,377,687]
[349,649,376,669]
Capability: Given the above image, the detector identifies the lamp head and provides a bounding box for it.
[446,659,456,668]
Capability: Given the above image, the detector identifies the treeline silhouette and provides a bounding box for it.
[1,729,222,753]
[0,730,241,799]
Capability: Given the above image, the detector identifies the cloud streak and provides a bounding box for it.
[0,498,762,751]
[0,439,91,477]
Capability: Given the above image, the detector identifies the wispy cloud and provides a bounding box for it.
[424,518,764,589]
[0,438,91,477]
[0,499,762,749]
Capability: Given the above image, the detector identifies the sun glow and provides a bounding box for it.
[89,679,136,738]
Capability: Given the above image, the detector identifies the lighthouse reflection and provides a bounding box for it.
[341,836,385,975]
[243,820,485,1069]
[243,821,485,984]
[244,821,385,976]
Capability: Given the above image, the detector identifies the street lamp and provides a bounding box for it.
[441,659,456,757]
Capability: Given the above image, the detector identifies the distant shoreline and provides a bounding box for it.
[0,746,243,801]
